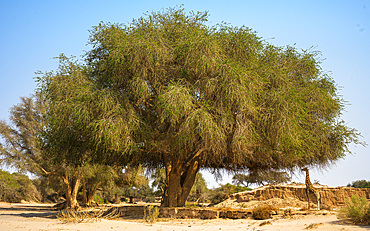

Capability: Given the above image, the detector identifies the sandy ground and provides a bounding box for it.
[0,202,369,231]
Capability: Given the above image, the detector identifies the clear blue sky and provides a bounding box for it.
[0,0,369,188]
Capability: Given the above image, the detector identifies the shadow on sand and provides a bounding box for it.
[0,204,58,219]
[328,217,370,229]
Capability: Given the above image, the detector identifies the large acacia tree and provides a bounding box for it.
[65,8,360,207]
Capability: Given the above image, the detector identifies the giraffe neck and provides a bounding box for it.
[306,171,313,186]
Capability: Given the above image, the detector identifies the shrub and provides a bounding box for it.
[338,195,370,225]
[93,194,104,204]
[144,205,159,223]
[252,205,278,220]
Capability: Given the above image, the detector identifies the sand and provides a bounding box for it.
[0,202,369,231]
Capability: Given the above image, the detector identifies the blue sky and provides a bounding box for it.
[0,0,369,188]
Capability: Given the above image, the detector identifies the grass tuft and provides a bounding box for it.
[304,223,323,229]
[144,205,160,223]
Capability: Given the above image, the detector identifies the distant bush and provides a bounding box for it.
[0,170,40,202]
[252,205,278,220]
[347,180,370,189]
[338,195,370,225]
[208,183,251,205]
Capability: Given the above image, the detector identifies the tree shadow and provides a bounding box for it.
[329,218,370,229]
[0,204,58,219]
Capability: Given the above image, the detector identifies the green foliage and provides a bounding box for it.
[188,173,208,202]
[150,168,166,196]
[93,194,104,204]
[0,93,45,175]
[99,165,153,203]
[85,6,362,174]
[338,195,370,225]
[208,183,251,205]
[347,180,370,188]
[37,55,138,167]
[0,169,40,202]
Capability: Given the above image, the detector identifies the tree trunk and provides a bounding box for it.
[63,174,81,209]
[82,179,87,205]
[162,150,203,207]
[86,182,100,206]
[114,193,121,204]
[81,180,100,206]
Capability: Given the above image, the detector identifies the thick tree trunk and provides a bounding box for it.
[63,174,81,209]
[162,150,203,207]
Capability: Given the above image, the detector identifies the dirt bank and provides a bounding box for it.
[217,183,370,210]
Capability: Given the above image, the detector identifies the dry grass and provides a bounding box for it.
[259,220,272,226]
[304,222,323,229]
[57,207,122,223]
[252,205,278,220]
[282,209,293,218]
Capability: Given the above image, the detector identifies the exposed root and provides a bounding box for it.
[57,207,122,223]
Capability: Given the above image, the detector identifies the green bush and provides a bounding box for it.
[0,170,40,202]
[338,195,370,225]
[93,194,104,204]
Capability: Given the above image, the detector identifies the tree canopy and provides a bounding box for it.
[35,7,361,207]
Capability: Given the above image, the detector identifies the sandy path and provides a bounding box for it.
[0,203,369,231]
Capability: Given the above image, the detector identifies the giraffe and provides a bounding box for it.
[301,167,320,210]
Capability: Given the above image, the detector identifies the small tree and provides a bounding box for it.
[233,170,291,187]
[36,55,138,209]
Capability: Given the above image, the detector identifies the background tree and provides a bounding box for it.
[208,183,250,205]
[80,164,117,206]
[0,169,40,202]
[187,173,208,203]
[232,170,291,187]
[105,165,152,203]
[0,93,45,174]
[85,7,362,207]
[151,168,167,198]
[0,83,141,208]
[0,91,85,209]
[347,180,370,189]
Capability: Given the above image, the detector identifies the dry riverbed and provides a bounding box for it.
[0,202,369,231]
